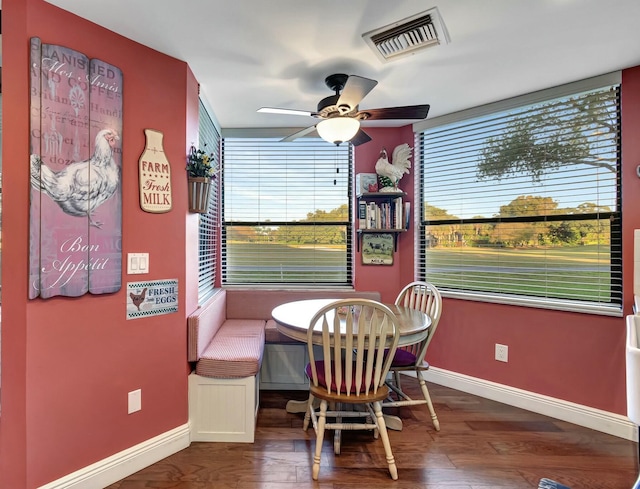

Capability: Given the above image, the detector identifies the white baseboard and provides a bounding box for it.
[38,424,190,489]
[422,367,637,441]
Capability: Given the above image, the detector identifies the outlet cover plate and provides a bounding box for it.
[495,344,509,363]
[128,389,142,414]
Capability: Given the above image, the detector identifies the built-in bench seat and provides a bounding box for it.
[187,288,381,443]
[195,319,265,378]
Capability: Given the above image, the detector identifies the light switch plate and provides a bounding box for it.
[127,253,149,274]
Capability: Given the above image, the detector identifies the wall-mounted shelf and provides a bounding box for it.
[356,191,409,252]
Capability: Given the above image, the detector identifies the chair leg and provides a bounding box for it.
[333,428,342,455]
[303,393,315,431]
[417,371,440,431]
[372,401,398,480]
[330,401,342,454]
[394,370,402,397]
[312,400,328,480]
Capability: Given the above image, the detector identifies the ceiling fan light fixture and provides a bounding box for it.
[317,117,360,145]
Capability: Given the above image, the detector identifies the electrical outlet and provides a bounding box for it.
[128,389,142,414]
[495,344,509,363]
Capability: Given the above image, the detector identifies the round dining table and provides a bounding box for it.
[272,298,431,346]
[271,298,431,430]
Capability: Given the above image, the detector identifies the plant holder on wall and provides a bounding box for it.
[188,177,211,213]
[186,143,217,213]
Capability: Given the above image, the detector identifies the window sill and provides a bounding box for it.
[440,290,623,317]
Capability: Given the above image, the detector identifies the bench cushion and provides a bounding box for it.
[195,319,265,378]
[188,289,383,379]
[265,319,299,343]
[187,289,227,362]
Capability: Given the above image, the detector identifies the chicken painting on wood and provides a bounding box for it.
[29,38,123,299]
[375,143,413,192]
[30,128,121,228]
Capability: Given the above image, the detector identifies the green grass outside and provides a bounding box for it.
[424,244,612,301]
[224,242,347,283]
[224,241,613,301]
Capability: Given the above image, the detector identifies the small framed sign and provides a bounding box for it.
[355,173,378,196]
[362,233,394,265]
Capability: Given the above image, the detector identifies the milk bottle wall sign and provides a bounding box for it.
[138,129,173,213]
[29,38,123,299]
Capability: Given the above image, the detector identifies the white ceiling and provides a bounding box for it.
[45,0,640,132]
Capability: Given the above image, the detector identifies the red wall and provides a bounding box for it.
[1,0,200,487]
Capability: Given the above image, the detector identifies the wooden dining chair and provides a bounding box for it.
[383,281,443,431]
[302,299,401,480]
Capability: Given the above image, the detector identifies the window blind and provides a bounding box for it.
[222,137,352,285]
[417,84,622,312]
[197,101,220,304]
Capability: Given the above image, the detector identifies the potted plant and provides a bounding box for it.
[186,144,217,213]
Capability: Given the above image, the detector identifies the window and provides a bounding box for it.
[416,74,621,314]
[222,137,352,285]
[197,101,220,304]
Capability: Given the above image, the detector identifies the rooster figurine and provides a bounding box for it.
[30,128,120,228]
[375,143,413,192]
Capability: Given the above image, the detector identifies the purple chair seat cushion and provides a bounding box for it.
[306,360,372,394]
[391,348,417,367]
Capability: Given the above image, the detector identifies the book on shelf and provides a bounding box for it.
[404,202,411,230]
[395,197,403,229]
[368,202,378,229]
[358,201,367,228]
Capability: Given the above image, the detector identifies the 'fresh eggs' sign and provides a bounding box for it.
[127,279,178,319]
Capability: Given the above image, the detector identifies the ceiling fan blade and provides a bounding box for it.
[349,129,372,146]
[280,125,318,142]
[357,104,430,120]
[258,107,315,117]
[337,75,378,112]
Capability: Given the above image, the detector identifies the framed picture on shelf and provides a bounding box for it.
[361,233,394,266]
[355,173,378,196]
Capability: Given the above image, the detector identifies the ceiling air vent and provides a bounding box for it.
[363,7,450,63]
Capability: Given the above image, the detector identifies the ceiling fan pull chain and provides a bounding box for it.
[334,147,339,185]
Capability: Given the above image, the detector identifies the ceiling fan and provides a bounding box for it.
[257,73,430,146]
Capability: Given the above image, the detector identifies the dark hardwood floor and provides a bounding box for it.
[106,383,639,488]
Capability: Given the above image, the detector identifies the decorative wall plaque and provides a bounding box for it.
[362,233,394,265]
[127,279,178,319]
[29,37,123,299]
[138,129,172,213]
